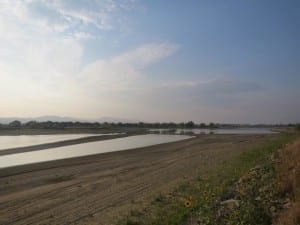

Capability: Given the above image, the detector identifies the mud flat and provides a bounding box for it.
[0,134,279,225]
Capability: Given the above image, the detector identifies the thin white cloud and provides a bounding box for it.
[0,0,141,88]
[160,79,217,89]
[73,32,93,40]
[81,42,179,91]
[161,81,198,88]
[113,42,179,68]
[0,0,137,36]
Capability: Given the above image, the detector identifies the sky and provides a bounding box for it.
[0,0,299,124]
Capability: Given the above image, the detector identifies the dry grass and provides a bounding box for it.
[275,137,300,225]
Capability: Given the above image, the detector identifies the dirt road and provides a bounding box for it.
[0,134,278,225]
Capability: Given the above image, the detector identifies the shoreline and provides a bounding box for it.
[0,133,130,156]
[0,135,194,176]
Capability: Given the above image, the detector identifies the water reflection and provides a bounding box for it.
[0,134,191,168]
[0,134,107,151]
[149,128,276,135]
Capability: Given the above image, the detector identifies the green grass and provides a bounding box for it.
[117,133,295,225]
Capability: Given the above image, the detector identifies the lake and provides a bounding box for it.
[0,134,191,168]
[149,128,276,135]
[0,134,107,151]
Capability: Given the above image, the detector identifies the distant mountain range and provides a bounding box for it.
[0,116,137,124]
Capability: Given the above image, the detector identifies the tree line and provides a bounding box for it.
[0,120,217,129]
[0,120,297,130]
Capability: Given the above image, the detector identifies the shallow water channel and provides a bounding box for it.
[0,133,107,150]
[0,134,191,168]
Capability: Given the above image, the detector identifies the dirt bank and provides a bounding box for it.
[0,134,278,225]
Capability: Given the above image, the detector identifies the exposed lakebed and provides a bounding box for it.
[0,128,276,168]
[0,134,191,168]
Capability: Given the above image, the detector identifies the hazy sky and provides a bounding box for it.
[0,0,299,123]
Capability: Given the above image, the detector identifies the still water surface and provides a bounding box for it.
[150,128,276,135]
[0,134,104,150]
[0,134,191,168]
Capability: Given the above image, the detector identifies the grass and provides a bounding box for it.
[274,135,300,225]
[117,133,296,225]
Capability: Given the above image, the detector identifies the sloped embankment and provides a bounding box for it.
[118,134,298,225]
[203,135,300,225]
[274,136,300,224]
[192,134,300,225]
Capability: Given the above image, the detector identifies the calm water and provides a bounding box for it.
[0,134,191,168]
[0,134,108,150]
[149,128,276,135]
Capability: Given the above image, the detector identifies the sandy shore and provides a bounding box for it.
[0,134,278,225]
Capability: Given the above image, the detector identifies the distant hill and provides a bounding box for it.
[0,116,137,124]
[97,117,137,123]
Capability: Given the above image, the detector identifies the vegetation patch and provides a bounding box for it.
[274,136,300,225]
[117,133,295,225]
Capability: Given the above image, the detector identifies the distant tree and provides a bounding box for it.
[167,122,176,128]
[25,121,38,128]
[209,122,215,128]
[43,121,54,129]
[138,122,145,128]
[9,120,22,128]
[185,121,195,128]
[296,124,300,131]
[179,122,185,128]
[102,122,111,129]
[199,123,206,128]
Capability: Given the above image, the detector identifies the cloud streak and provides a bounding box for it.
[0,0,137,36]
[81,42,179,91]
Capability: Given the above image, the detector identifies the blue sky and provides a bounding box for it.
[0,0,299,123]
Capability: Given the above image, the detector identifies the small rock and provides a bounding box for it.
[259,186,269,193]
[250,165,261,171]
[284,198,291,204]
[270,154,276,162]
[237,177,243,184]
[216,209,223,219]
[249,170,258,177]
[270,206,277,216]
[270,206,276,213]
[283,202,292,209]
[220,199,240,209]
[271,200,281,204]
[255,196,262,201]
